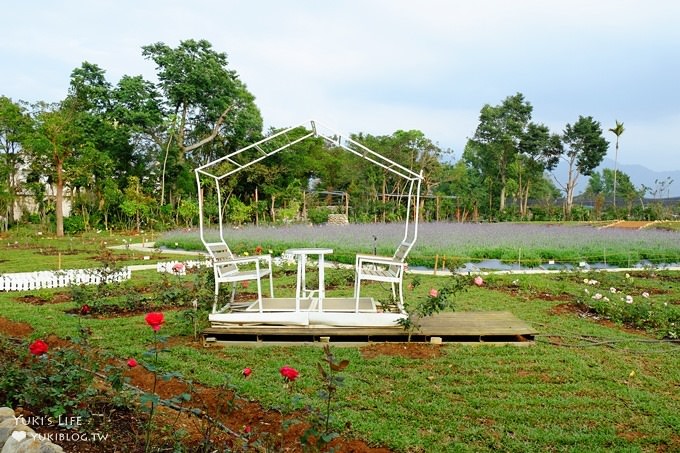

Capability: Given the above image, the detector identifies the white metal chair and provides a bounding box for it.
[205,242,274,313]
[354,241,412,313]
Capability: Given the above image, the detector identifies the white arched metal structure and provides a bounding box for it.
[195,119,423,327]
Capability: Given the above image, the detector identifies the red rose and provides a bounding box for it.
[243,425,252,434]
[127,358,138,368]
[255,246,263,255]
[280,365,299,382]
[172,262,185,273]
[429,288,439,298]
[29,339,48,356]
[145,312,164,331]
[80,304,91,315]
[242,367,252,377]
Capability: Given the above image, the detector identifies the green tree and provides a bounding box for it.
[608,120,625,210]
[601,168,646,216]
[463,93,533,212]
[514,123,562,218]
[24,99,92,236]
[67,62,127,230]
[0,96,31,228]
[120,176,153,231]
[555,116,609,218]
[141,39,263,205]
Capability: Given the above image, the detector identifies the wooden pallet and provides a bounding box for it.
[202,311,536,344]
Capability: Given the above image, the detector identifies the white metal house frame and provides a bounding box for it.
[195,119,423,327]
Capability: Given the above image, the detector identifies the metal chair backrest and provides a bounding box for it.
[389,241,413,274]
[205,242,238,276]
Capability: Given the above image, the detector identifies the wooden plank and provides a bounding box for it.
[204,311,537,340]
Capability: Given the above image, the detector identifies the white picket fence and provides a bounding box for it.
[156,259,211,276]
[0,267,131,292]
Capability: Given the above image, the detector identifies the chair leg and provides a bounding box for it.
[256,277,263,313]
[354,278,361,313]
[398,279,405,313]
[213,282,219,313]
[269,273,275,298]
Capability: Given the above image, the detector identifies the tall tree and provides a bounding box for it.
[0,97,31,228]
[141,40,263,206]
[25,100,89,236]
[467,93,533,212]
[515,123,562,217]
[608,120,625,210]
[554,116,609,217]
[67,62,130,229]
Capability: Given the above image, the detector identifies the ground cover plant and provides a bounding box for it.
[0,226,181,273]
[158,222,680,269]
[0,227,679,452]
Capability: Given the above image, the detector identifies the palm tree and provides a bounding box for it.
[608,120,625,211]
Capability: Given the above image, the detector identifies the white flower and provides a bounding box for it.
[610,287,617,293]
[589,279,599,285]
[642,292,650,298]
[625,273,630,279]
[603,297,609,302]
[583,279,589,284]
[584,288,590,294]
[592,293,603,300]
[626,295,634,304]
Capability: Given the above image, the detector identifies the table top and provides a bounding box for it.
[285,247,334,255]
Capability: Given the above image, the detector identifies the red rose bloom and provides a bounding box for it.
[80,304,91,315]
[242,367,252,377]
[29,339,48,356]
[280,365,299,382]
[429,288,439,298]
[145,312,164,331]
[127,358,138,368]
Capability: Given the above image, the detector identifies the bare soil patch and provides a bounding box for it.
[361,342,442,359]
[0,316,34,337]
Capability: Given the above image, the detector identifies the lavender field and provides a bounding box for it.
[159,222,680,268]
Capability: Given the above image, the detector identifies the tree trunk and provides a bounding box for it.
[270,194,276,223]
[254,188,259,226]
[55,159,64,237]
[381,176,387,222]
[522,182,531,219]
[563,160,579,219]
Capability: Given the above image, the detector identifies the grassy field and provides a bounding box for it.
[1,226,679,452]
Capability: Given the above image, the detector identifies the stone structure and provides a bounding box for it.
[0,407,64,452]
[327,213,349,225]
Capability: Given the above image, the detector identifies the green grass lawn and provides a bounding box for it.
[1,227,679,452]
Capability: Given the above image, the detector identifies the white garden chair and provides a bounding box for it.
[354,240,413,313]
[205,241,274,313]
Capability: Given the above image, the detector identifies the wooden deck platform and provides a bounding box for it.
[202,311,537,344]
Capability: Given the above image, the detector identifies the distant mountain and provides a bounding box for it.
[550,158,680,197]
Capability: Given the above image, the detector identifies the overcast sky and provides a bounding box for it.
[2,1,679,171]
